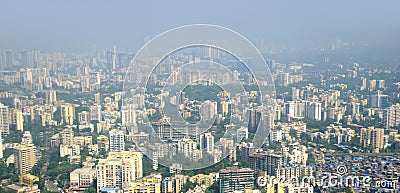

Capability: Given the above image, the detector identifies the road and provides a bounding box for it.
[45,180,61,192]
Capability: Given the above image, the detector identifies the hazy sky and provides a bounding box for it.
[1,1,400,52]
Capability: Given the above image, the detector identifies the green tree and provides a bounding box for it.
[179,181,199,193]
[84,186,96,193]
[205,181,220,193]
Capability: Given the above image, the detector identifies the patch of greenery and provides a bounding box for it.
[179,181,199,193]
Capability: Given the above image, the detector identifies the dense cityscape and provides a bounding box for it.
[1,1,400,193]
[0,37,400,193]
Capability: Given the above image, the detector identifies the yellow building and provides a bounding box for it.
[97,135,109,151]
[161,174,187,193]
[19,174,39,187]
[189,174,216,188]
[124,174,162,193]
[73,136,93,146]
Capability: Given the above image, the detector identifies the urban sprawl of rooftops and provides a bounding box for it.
[0,45,400,193]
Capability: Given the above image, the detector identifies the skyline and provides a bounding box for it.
[2,2,400,192]
[1,1,400,53]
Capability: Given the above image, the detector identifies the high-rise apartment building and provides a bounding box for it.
[177,138,198,157]
[70,167,96,188]
[121,105,137,133]
[249,152,284,176]
[369,93,389,108]
[199,132,214,153]
[78,111,90,126]
[61,127,74,145]
[305,101,322,121]
[263,112,275,131]
[248,108,261,133]
[161,174,188,193]
[200,100,217,120]
[14,143,37,175]
[10,109,24,131]
[360,77,367,90]
[219,167,254,192]
[97,135,109,152]
[46,90,57,104]
[96,151,143,192]
[60,103,75,125]
[221,101,229,117]
[0,131,3,159]
[384,103,400,129]
[360,127,384,153]
[90,104,102,121]
[109,129,125,152]
[0,103,9,135]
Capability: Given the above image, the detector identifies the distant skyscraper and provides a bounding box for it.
[121,105,137,133]
[199,132,214,153]
[94,92,101,105]
[109,129,125,152]
[61,127,74,145]
[248,108,261,133]
[221,101,229,117]
[5,50,13,68]
[262,112,275,131]
[292,87,300,100]
[90,57,98,67]
[305,101,322,121]
[370,93,389,108]
[361,77,367,90]
[46,90,57,104]
[177,138,198,158]
[0,103,9,135]
[117,53,127,68]
[0,131,3,159]
[369,80,377,91]
[0,48,5,70]
[112,46,117,70]
[10,109,24,131]
[200,100,217,121]
[249,152,283,176]
[60,103,75,125]
[378,80,385,89]
[21,51,34,68]
[90,104,102,121]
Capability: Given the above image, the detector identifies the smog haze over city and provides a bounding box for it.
[1,1,400,193]
[1,1,400,52]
